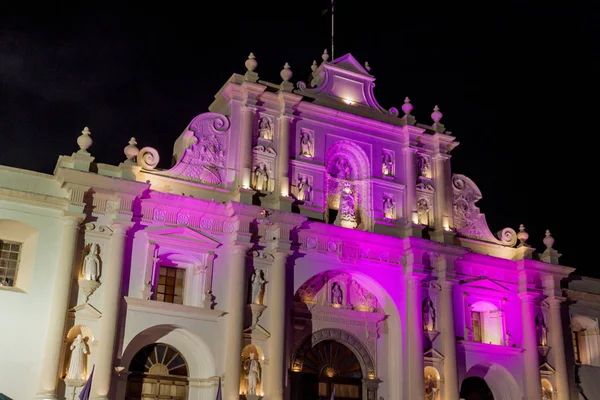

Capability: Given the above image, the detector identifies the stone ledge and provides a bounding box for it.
[124,296,226,322]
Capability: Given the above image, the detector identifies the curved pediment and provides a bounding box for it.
[452,174,517,247]
[298,54,391,114]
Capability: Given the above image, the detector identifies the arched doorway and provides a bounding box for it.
[460,377,494,400]
[293,340,363,400]
[126,343,189,400]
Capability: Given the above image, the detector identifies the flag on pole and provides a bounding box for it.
[78,365,94,400]
[215,376,223,400]
[330,386,336,400]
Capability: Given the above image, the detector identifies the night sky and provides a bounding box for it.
[0,4,596,275]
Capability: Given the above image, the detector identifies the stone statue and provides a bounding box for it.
[83,244,100,281]
[66,334,88,380]
[383,196,395,219]
[424,374,439,400]
[300,131,314,157]
[418,198,430,225]
[422,297,436,331]
[536,311,548,346]
[332,282,343,305]
[417,155,430,178]
[258,117,273,140]
[250,269,267,305]
[245,353,261,395]
[297,176,312,201]
[382,153,394,176]
[252,164,268,191]
[339,183,357,228]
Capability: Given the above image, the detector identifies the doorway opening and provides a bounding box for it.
[125,343,188,400]
[460,376,494,400]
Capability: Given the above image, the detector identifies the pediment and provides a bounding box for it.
[540,362,555,375]
[424,348,444,361]
[243,324,271,339]
[70,303,102,320]
[299,53,390,114]
[460,276,510,292]
[330,54,372,76]
[145,225,220,250]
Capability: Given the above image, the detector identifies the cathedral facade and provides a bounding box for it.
[0,52,580,400]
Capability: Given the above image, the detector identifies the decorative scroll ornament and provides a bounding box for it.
[137,147,160,170]
[168,113,230,185]
[452,174,517,247]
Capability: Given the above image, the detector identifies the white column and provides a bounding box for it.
[547,296,569,400]
[91,223,128,399]
[278,115,291,197]
[36,215,83,399]
[224,244,248,400]
[403,147,417,221]
[406,274,425,399]
[267,251,288,400]
[240,106,256,189]
[441,280,459,400]
[519,293,542,399]
[432,154,448,231]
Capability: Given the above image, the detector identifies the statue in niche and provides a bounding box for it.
[252,163,269,191]
[424,374,439,400]
[267,166,274,192]
[66,334,88,380]
[417,198,431,225]
[257,117,273,140]
[297,176,312,201]
[250,269,267,305]
[383,196,395,219]
[332,282,343,305]
[417,154,430,178]
[244,352,261,395]
[382,152,394,176]
[536,311,548,346]
[339,183,357,228]
[83,244,100,281]
[299,131,314,157]
[422,297,436,331]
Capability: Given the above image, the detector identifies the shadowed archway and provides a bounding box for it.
[460,377,494,400]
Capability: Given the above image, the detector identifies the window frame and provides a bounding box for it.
[0,239,23,288]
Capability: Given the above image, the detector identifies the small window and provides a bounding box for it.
[156,266,185,305]
[471,311,482,342]
[0,240,22,287]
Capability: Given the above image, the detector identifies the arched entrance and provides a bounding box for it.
[293,340,362,400]
[460,377,494,400]
[461,363,522,400]
[126,343,188,400]
[291,329,378,400]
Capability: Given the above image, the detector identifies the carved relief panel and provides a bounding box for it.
[169,113,230,186]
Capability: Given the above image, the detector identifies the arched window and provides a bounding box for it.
[571,315,600,366]
[127,343,188,400]
[470,301,504,345]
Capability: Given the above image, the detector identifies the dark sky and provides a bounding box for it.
[0,4,597,275]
